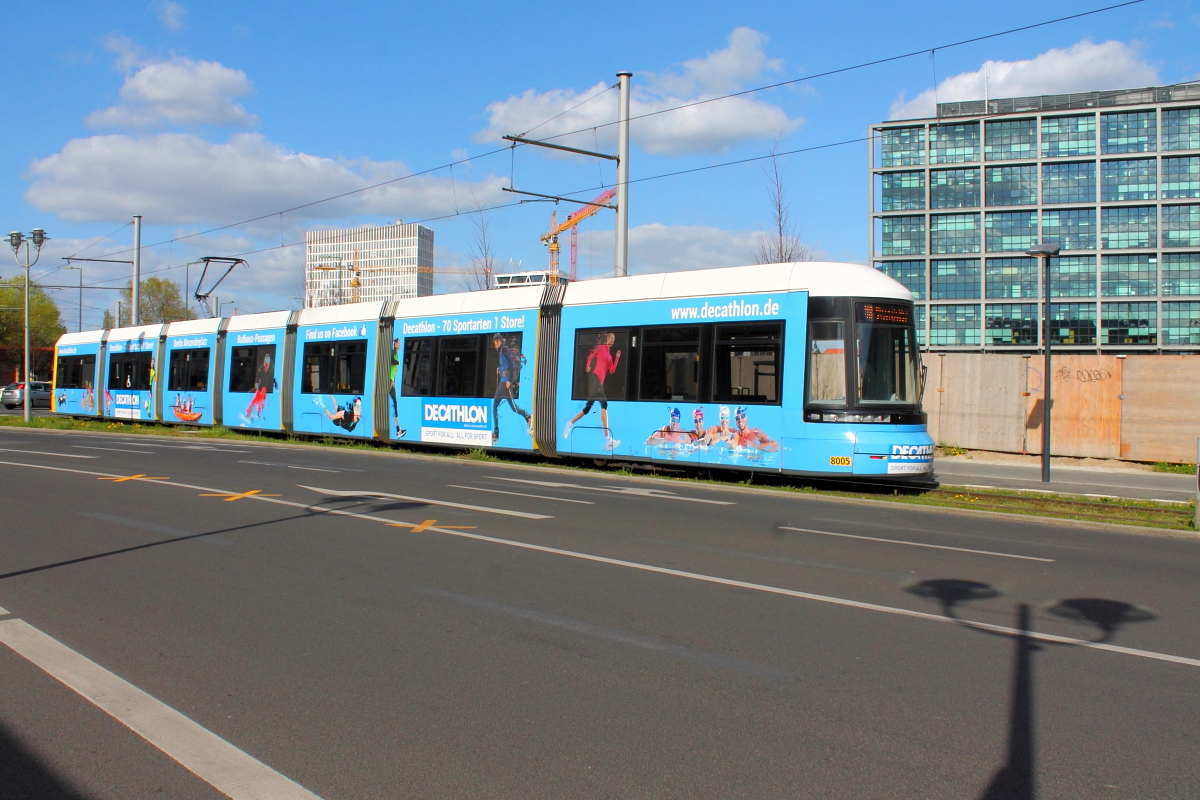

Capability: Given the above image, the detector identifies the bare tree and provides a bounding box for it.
[462,197,497,291]
[753,135,817,265]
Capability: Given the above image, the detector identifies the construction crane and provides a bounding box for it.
[311,248,396,305]
[539,188,616,285]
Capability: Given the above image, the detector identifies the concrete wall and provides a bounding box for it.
[923,353,1199,464]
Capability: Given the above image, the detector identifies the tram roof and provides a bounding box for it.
[562,261,911,306]
[226,310,292,332]
[164,317,221,336]
[56,329,106,345]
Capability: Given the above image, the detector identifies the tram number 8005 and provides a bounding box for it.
[828,456,851,466]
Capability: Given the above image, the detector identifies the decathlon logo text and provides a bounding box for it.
[891,444,933,460]
[424,404,488,424]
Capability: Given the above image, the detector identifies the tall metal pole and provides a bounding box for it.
[131,214,142,326]
[614,72,631,277]
[23,260,30,422]
[1041,253,1052,483]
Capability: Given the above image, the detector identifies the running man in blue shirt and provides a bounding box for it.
[492,334,531,444]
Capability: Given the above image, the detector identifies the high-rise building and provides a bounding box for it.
[869,84,1200,352]
[304,222,434,307]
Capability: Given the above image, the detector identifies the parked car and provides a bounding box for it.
[2,381,52,409]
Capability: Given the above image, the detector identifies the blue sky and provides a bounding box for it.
[3,0,1198,327]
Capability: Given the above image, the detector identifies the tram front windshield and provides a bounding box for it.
[855,302,918,406]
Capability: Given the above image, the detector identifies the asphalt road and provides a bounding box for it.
[934,458,1196,503]
[1,426,1198,799]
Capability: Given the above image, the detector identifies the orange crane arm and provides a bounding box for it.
[539,188,616,243]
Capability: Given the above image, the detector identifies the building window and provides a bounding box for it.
[1162,253,1200,295]
[1100,159,1157,202]
[1162,107,1200,152]
[986,212,1038,253]
[1101,111,1156,154]
[875,261,925,299]
[1041,114,1096,158]
[985,303,1038,345]
[1049,303,1097,345]
[1049,256,1097,298]
[1101,302,1156,345]
[1042,208,1096,250]
[1101,254,1157,297]
[930,168,980,208]
[1162,156,1200,199]
[880,171,925,211]
[930,259,981,299]
[1101,206,1157,249]
[985,119,1037,161]
[915,306,926,346]
[985,164,1038,206]
[1162,204,1200,248]
[930,213,980,254]
[986,257,1039,299]
[930,122,979,164]
[881,216,925,256]
[929,304,981,346]
[1042,161,1095,204]
[880,127,925,167]
[1162,302,1200,344]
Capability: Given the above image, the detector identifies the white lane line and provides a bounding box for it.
[117,442,251,453]
[779,526,1054,563]
[1,459,1196,670]
[297,485,552,520]
[240,460,345,473]
[488,476,736,505]
[0,618,323,800]
[447,484,595,505]
[0,447,97,459]
[74,445,155,454]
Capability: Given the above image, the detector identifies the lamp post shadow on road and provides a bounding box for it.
[904,579,1155,800]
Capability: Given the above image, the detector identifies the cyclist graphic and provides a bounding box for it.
[491,333,531,444]
[563,332,621,450]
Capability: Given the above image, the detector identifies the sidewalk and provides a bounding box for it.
[934,452,1195,504]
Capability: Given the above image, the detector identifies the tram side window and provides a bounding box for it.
[807,321,847,404]
[228,345,277,394]
[56,355,95,389]
[437,335,482,397]
[712,323,782,404]
[401,337,434,396]
[571,328,630,401]
[483,332,524,400]
[302,340,366,394]
[639,326,700,402]
[168,348,210,392]
[107,351,153,391]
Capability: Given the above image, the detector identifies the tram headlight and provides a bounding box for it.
[809,411,893,424]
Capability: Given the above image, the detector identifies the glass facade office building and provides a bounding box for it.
[870,85,1200,351]
[305,222,435,307]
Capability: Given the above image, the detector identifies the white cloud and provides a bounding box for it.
[25,132,508,226]
[889,40,1159,120]
[577,224,761,276]
[87,56,257,129]
[475,27,798,156]
[152,0,188,33]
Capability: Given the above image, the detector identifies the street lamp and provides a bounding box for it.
[1025,242,1061,483]
[8,228,50,423]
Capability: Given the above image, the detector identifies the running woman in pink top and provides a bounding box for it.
[563,332,620,450]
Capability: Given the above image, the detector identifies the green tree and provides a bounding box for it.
[0,276,67,379]
[102,309,116,329]
[121,277,194,324]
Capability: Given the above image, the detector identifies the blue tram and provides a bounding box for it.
[52,262,934,478]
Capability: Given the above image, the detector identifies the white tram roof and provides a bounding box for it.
[392,285,543,318]
[562,262,911,306]
[57,329,106,346]
[104,323,165,341]
[164,317,221,336]
[297,301,385,326]
[226,310,292,332]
